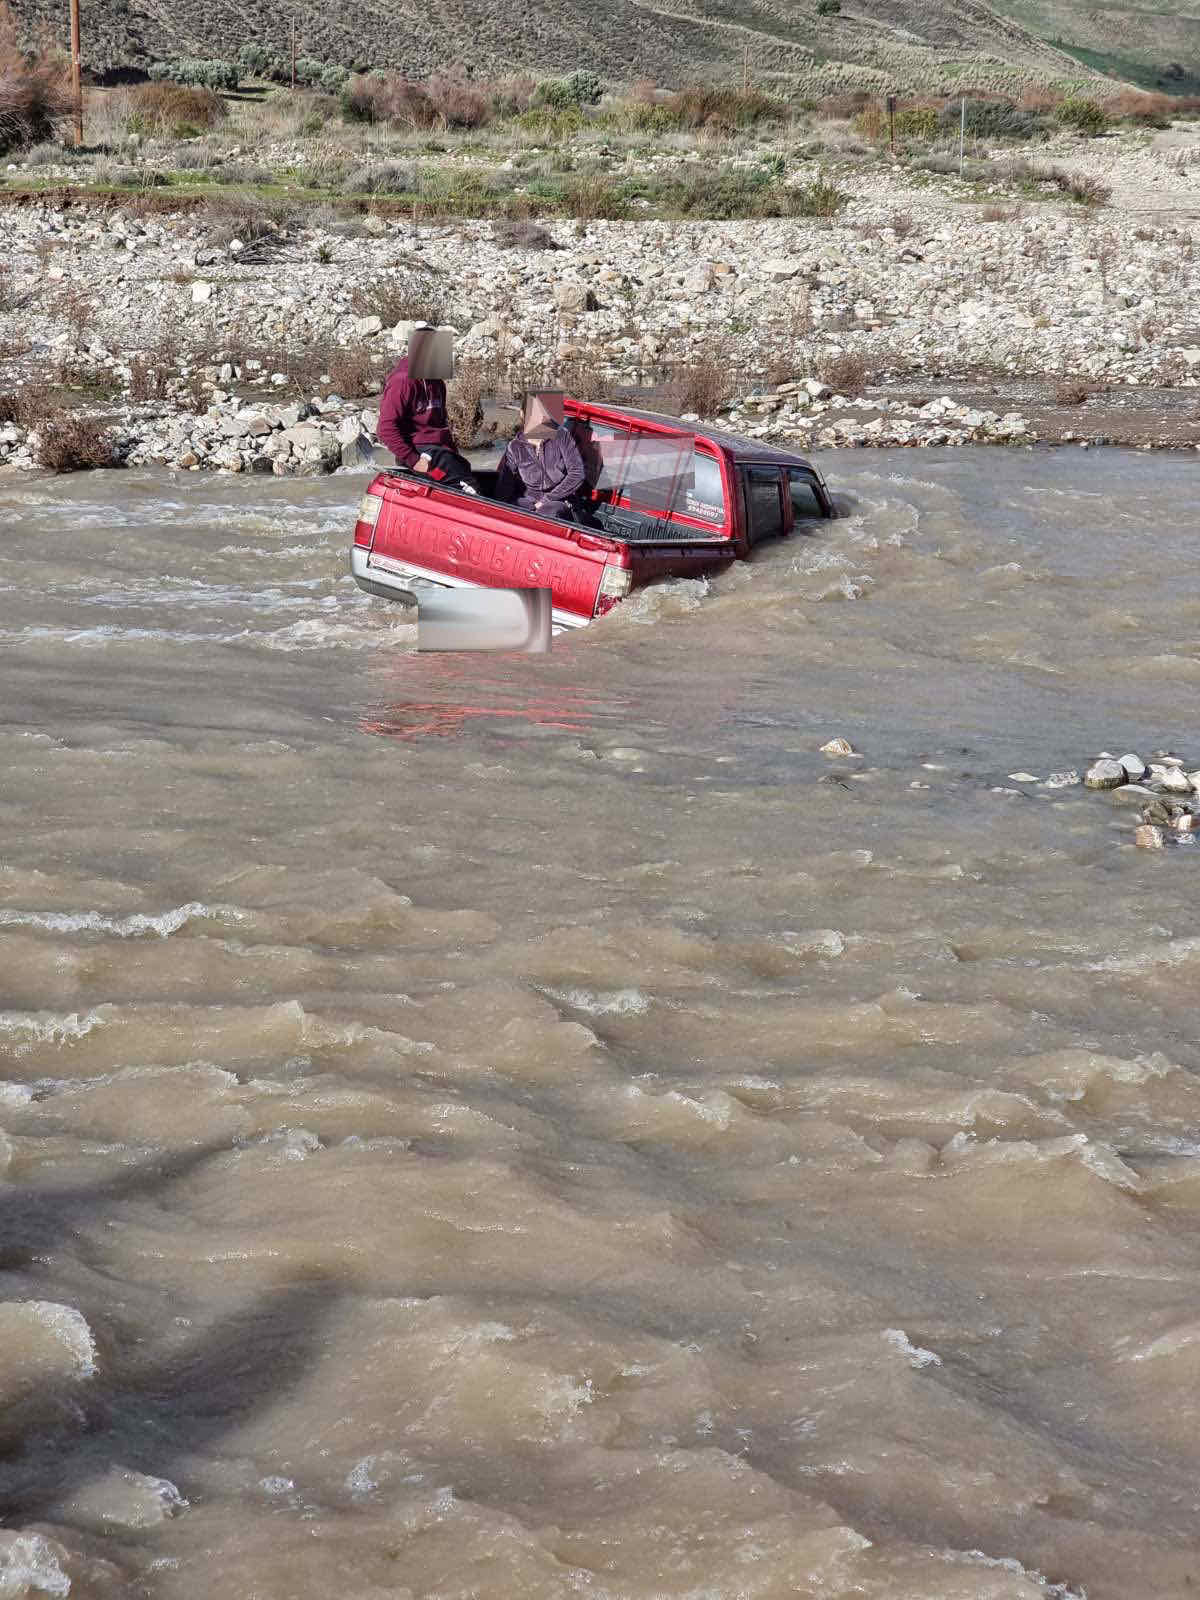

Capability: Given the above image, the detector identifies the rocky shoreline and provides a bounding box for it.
[2,128,1199,474]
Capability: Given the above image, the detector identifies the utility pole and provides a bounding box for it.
[69,0,83,147]
[290,17,296,89]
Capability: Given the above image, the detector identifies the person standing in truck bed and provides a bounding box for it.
[377,325,476,488]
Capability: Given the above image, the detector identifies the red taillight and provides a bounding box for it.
[355,491,384,547]
[593,562,632,618]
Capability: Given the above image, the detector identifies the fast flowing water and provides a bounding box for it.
[1,450,1199,1600]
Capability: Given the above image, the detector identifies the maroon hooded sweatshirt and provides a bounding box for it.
[377,357,456,468]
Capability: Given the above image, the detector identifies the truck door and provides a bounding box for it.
[740,466,787,546]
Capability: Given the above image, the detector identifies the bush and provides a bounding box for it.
[671,354,735,415]
[818,349,869,395]
[34,412,121,471]
[493,219,558,249]
[789,177,847,216]
[428,65,491,128]
[128,82,226,135]
[0,0,71,156]
[349,274,443,326]
[816,0,841,14]
[534,70,601,110]
[1056,96,1108,136]
[149,58,238,91]
[1054,379,1090,405]
[669,84,783,128]
[341,72,437,127]
[325,343,376,396]
[343,161,415,194]
[938,99,1048,142]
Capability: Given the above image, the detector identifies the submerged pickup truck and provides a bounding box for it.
[351,399,834,629]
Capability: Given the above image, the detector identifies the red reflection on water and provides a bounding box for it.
[360,652,629,743]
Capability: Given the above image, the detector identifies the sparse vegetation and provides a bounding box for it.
[349,275,443,327]
[670,352,737,415]
[149,58,238,91]
[127,82,227,137]
[34,411,122,471]
[818,350,871,396]
[494,219,558,250]
[0,0,71,156]
[1056,96,1108,136]
[1054,379,1091,405]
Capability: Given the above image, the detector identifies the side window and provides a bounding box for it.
[742,467,785,545]
[788,469,824,523]
[684,452,726,526]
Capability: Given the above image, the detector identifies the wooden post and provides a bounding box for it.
[886,93,896,154]
[68,0,83,147]
[742,43,750,94]
[959,96,966,175]
[290,17,296,90]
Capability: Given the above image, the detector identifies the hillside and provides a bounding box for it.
[989,0,1200,93]
[10,0,1101,94]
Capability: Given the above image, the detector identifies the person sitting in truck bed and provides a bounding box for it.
[377,325,476,489]
[495,393,586,520]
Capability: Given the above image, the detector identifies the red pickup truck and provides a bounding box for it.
[351,399,834,629]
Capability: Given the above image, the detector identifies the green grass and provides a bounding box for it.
[0,165,850,223]
[1051,40,1200,95]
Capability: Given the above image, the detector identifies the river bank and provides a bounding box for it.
[2,122,1199,472]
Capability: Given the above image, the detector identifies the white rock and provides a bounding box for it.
[1084,760,1126,789]
[1118,753,1146,780]
[191,281,213,304]
[1157,767,1192,794]
[762,259,803,282]
[1134,824,1165,849]
[820,736,856,757]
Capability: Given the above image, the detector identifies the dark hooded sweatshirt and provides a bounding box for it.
[377,357,456,468]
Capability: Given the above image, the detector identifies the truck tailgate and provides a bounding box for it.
[367,478,623,625]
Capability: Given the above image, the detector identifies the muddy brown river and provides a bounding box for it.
[2,450,1199,1599]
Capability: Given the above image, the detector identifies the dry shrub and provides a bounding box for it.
[0,375,51,425]
[326,343,377,396]
[343,73,439,128]
[1102,89,1174,127]
[349,274,443,326]
[815,90,871,120]
[670,352,736,415]
[204,190,299,249]
[447,354,500,442]
[128,330,180,402]
[427,65,492,129]
[35,410,120,470]
[127,81,225,136]
[494,218,557,250]
[0,0,71,155]
[667,84,783,129]
[980,202,1022,221]
[818,349,870,396]
[890,210,915,238]
[1053,378,1091,406]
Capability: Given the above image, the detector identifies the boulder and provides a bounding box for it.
[552,282,597,313]
[762,259,803,282]
[191,281,213,305]
[1084,760,1125,789]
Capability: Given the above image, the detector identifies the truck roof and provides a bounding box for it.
[574,401,820,470]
